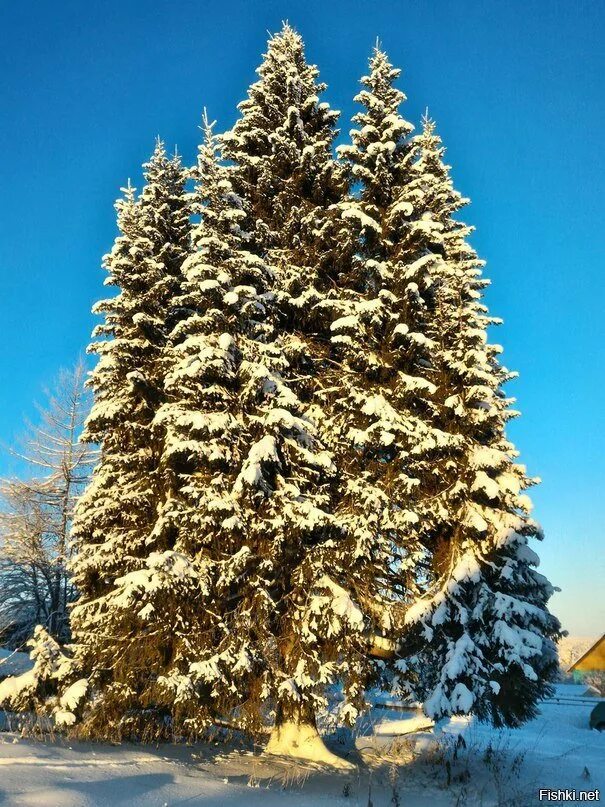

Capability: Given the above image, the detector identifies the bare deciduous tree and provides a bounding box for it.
[0,361,96,647]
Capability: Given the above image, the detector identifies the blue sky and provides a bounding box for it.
[1,0,603,635]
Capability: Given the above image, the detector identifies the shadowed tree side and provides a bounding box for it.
[333,49,560,726]
[313,46,462,709]
[397,117,561,726]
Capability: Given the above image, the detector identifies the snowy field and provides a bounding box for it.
[0,684,602,807]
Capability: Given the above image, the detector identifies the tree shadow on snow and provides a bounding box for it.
[56,772,174,805]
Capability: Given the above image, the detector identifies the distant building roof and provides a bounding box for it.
[569,634,605,672]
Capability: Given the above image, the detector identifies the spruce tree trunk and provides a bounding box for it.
[265,699,354,768]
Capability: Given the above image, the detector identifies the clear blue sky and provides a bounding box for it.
[1,0,603,636]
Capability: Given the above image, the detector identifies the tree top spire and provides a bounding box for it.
[421,108,436,132]
[120,178,136,202]
[265,20,302,53]
[367,43,400,80]
[200,107,216,143]
[153,135,166,157]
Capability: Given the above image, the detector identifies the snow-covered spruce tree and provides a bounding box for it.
[0,624,87,731]
[322,48,560,729]
[56,142,192,737]
[314,45,460,683]
[219,26,394,761]
[397,116,561,727]
[221,23,349,311]
[143,115,360,763]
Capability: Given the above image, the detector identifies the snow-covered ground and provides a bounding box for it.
[0,685,602,806]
